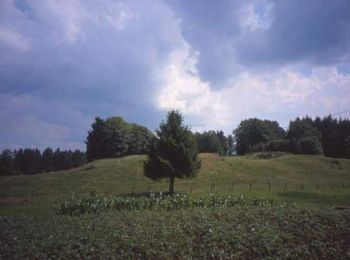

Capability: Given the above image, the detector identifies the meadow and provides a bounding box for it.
[1,152,350,215]
[1,152,350,258]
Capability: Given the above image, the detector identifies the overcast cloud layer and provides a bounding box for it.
[1,0,350,150]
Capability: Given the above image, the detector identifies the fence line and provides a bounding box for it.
[21,182,349,203]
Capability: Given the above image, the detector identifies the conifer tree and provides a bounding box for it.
[144,111,201,195]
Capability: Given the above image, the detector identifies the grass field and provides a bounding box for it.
[2,207,349,259]
[1,152,350,258]
[1,152,350,215]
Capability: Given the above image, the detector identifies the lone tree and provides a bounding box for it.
[144,110,201,195]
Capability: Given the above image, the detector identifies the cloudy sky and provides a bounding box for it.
[1,0,350,150]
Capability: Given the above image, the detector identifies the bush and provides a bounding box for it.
[55,194,276,216]
[265,139,290,152]
[296,136,323,155]
[248,142,266,153]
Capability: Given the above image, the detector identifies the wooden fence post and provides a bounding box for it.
[268,182,271,192]
[301,184,304,191]
[249,183,252,191]
[210,183,215,193]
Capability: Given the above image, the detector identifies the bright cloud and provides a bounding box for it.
[156,42,350,132]
[156,43,230,129]
[0,0,350,149]
[0,27,31,51]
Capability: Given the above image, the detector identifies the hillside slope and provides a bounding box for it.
[1,153,350,214]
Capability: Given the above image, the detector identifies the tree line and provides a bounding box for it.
[1,113,349,176]
[0,148,86,176]
[85,117,236,161]
[194,131,234,156]
[86,116,154,161]
[234,116,350,158]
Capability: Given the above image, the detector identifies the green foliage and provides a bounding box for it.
[1,153,350,215]
[287,117,323,155]
[345,136,350,158]
[104,117,129,157]
[1,207,349,258]
[41,148,54,172]
[316,116,350,158]
[86,117,112,161]
[52,148,85,172]
[0,150,16,176]
[86,116,154,161]
[298,136,323,155]
[195,131,230,155]
[250,139,291,153]
[265,139,290,152]
[55,194,275,215]
[0,147,85,175]
[15,148,42,174]
[195,131,222,153]
[128,124,154,154]
[232,115,350,157]
[144,111,201,194]
[227,134,234,155]
[233,118,286,155]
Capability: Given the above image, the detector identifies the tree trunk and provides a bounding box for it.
[169,175,175,195]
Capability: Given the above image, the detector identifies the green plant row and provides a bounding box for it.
[2,207,349,259]
[55,193,284,215]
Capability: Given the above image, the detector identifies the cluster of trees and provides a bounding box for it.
[0,148,86,176]
[86,113,349,162]
[233,116,350,158]
[2,113,348,177]
[86,116,154,161]
[194,131,234,156]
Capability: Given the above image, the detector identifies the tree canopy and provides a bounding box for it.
[0,148,85,176]
[86,116,154,161]
[144,111,201,194]
[233,118,286,155]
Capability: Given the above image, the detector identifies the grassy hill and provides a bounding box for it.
[1,152,350,215]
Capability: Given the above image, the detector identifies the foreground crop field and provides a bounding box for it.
[1,153,350,258]
[1,206,349,259]
[1,153,350,215]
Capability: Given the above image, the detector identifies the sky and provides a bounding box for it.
[1,0,350,151]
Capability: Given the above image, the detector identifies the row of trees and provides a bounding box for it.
[0,148,86,176]
[194,131,234,156]
[233,116,350,158]
[86,114,350,162]
[86,116,237,162]
[2,113,348,176]
[86,117,154,161]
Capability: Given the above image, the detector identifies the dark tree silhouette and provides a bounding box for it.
[144,111,201,194]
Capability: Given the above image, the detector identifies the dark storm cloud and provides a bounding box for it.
[0,0,349,150]
[168,0,350,84]
[167,0,245,85]
[0,0,182,150]
[236,0,350,66]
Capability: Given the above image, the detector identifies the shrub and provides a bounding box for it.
[296,136,323,155]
